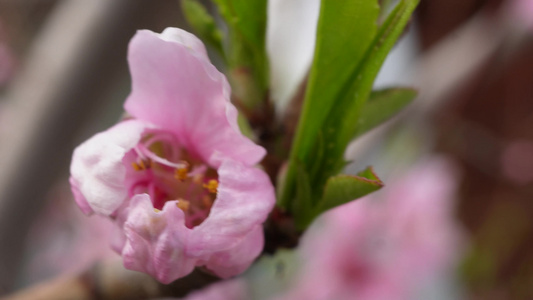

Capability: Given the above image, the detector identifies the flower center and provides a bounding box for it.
[126,130,218,228]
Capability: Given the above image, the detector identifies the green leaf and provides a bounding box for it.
[313,0,420,184]
[212,0,269,108]
[279,0,380,209]
[281,0,419,218]
[293,162,314,229]
[298,167,383,228]
[212,0,267,54]
[237,112,256,141]
[354,87,417,138]
[320,170,383,211]
[181,0,225,56]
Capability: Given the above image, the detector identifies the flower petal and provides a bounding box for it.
[204,225,264,278]
[69,176,93,215]
[158,27,209,60]
[124,29,265,167]
[189,158,275,257]
[70,120,149,215]
[122,194,195,284]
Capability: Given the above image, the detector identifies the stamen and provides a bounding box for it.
[143,130,179,149]
[138,159,147,170]
[137,143,187,169]
[203,179,219,194]
[133,146,146,160]
[189,165,207,177]
[132,162,142,171]
[132,158,152,171]
[174,165,190,181]
[192,173,204,185]
[130,130,219,227]
[176,199,190,212]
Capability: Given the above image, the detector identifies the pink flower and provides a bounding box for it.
[512,0,533,30]
[501,140,533,184]
[278,157,464,300]
[69,28,275,283]
[23,182,115,283]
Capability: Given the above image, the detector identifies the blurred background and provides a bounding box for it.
[0,0,532,299]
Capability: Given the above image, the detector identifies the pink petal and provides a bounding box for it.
[69,176,94,215]
[124,29,265,167]
[513,0,533,30]
[70,119,150,215]
[122,194,195,284]
[158,27,209,60]
[205,225,264,278]
[109,199,132,254]
[188,159,275,257]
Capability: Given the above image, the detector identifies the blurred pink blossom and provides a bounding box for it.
[511,0,533,29]
[181,157,464,300]
[23,183,115,283]
[279,157,464,300]
[501,140,533,185]
[69,28,275,283]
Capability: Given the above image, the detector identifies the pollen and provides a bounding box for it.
[176,199,190,211]
[203,179,219,194]
[174,166,189,181]
[153,208,161,213]
[132,162,142,171]
[132,159,152,171]
[138,159,147,170]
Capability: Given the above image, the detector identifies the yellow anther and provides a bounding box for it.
[132,162,141,171]
[138,159,147,170]
[174,167,189,181]
[176,199,190,212]
[203,179,219,194]
[132,159,152,171]
[153,208,161,213]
